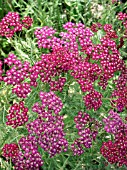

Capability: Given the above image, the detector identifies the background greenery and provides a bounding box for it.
[0,0,127,169]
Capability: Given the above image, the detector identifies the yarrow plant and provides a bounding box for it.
[101,110,127,167]
[0,12,33,38]
[0,6,127,170]
[6,101,28,128]
[71,111,102,155]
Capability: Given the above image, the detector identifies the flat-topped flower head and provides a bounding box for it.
[6,101,29,128]
[0,12,32,38]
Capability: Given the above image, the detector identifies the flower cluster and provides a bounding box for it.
[60,22,93,55]
[4,53,30,85]
[71,111,101,155]
[83,90,103,111]
[40,47,75,73]
[103,110,125,135]
[3,53,32,98]
[12,135,43,170]
[12,82,32,98]
[115,67,127,90]
[94,43,123,89]
[37,119,68,157]
[103,24,118,39]
[6,101,28,128]
[101,110,127,167]
[0,12,33,38]
[2,19,125,100]
[29,47,79,91]
[2,143,19,160]
[27,92,68,157]
[100,131,127,167]
[1,10,127,169]
[26,91,68,157]
[117,12,127,36]
[34,26,56,48]
[35,22,93,56]
[35,20,126,96]
[90,23,102,32]
[91,23,118,39]
[3,48,75,97]
[39,91,63,114]
[49,77,66,92]
[117,12,127,21]
[71,61,102,92]
[0,12,22,38]
[89,22,123,89]
[22,16,33,29]
[111,68,127,112]
[111,87,127,112]
[2,135,43,170]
